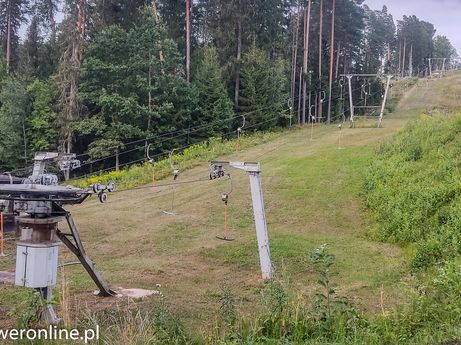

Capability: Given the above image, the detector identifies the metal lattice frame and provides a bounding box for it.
[428,58,461,78]
[428,58,448,78]
[340,74,392,128]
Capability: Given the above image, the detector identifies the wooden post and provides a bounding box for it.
[115,148,120,171]
[223,203,228,239]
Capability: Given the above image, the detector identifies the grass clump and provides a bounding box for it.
[208,246,461,344]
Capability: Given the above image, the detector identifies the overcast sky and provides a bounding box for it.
[364,0,461,55]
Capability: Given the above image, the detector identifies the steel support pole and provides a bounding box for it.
[248,172,273,279]
[57,211,115,297]
[378,75,392,128]
[347,75,354,126]
[212,160,273,280]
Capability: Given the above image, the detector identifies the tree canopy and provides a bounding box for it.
[0,0,457,175]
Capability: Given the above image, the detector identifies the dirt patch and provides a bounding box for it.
[116,287,163,299]
[0,271,14,284]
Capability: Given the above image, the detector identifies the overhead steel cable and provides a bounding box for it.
[75,101,289,161]
[67,114,282,181]
[8,79,384,177]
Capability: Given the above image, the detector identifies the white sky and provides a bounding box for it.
[21,1,460,56]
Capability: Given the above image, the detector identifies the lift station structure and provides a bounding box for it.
[0,153,275,323]
[0,153,115,323]
[340,74,393,128]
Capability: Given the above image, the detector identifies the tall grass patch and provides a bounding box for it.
[364,114,461,269]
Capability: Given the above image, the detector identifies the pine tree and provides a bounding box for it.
[26,79,58,153]
[239,47,287,131]
[34,0,59,41]
[90,0,147,32]
[23,15,42,76]
[193,47,234,138]
[397,15,435,76]
[0,0,30,73]
[55,0,87,179]
[433,35,457,59]
[362,5,395,73]
[0,76,28,168]
[78,8,197,166]
[157,0,186,53]
[78,25,143,163]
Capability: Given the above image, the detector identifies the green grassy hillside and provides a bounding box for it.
[2,73,461,344]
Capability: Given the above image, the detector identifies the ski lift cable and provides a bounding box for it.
[77,87,370,167]
[75,100,289,160]
[68,115,281,182]
[69,100,289,171]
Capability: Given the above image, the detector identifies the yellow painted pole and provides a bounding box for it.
[224,203,228,240]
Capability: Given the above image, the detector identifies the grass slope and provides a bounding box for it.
[1,73,461,344]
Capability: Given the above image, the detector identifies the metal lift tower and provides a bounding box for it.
[210,161,273,279]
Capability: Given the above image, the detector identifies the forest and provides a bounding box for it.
[0,0,457,176]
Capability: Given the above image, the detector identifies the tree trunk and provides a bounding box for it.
[46,0,57,43]
[6,10,11,73]
[327,0,336,123]
[302,1,312,125]
[318,0,323,120]
[185,0,191,82]
[298,67,302,124]
[62,0,86,170]
[409,44,413,77]
[152,0,159,21]
[402,39,406,78]
[290,2,301,117]
[335,41,340,80]
[234,17,242,106]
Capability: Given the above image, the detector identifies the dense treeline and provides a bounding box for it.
[0,0,457,175]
